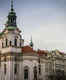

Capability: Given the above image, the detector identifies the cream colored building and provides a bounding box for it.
[0,0,66,80]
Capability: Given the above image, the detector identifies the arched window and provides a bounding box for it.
[24,66,29,80]
[10,41,12,46]
[14,56,17,61]
[11,18,13,23]
[4,64,6,75]
[14,38,17,47]
[38,58,41,75]
[20,39,21,47]
[13,18,16,23]
[0,53,1,66]
[4,57,6,62]
[6,38,8,47]
[20,36,22,47]
[14,63,17,75]
[2,42,4,48]
[4,57,6,75]
[14,57,18,75]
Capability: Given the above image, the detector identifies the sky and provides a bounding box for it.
[0,0,66,52]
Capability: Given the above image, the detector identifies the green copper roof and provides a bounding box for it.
[8,10,16,15]
[0,26,16,37]
[5,0,17,27]
[6,26,16,30]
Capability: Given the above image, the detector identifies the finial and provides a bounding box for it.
[11,0,14,11]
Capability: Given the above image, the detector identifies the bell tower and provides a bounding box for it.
[0,0,24,80]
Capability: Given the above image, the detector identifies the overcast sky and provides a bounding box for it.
[0,0,66,52]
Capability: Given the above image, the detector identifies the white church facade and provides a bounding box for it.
[0,0,66,80]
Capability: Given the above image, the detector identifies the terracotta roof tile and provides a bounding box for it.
[22,45,36,53]
[37,49,48,56]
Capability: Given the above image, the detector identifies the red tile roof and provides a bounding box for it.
[37,49,48,56]
[22,45,36,53]
[22,46,49,56]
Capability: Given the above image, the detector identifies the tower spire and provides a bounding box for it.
[11,0,14,11]
[5,0,17,27]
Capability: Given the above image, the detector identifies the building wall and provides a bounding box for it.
[0,53,66,80]
[21,55,48,80]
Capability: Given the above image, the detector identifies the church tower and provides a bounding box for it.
[0,0,24,80]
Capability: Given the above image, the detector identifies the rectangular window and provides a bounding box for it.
[24,69,28,79]
[14,39,17,47]
[14,64,17,74]
[0,53,1,67]
[4,64,6,75]
[2,42,4,48]
[20,40,21,47]
[6,39,8,47]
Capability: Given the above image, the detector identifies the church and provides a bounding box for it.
[0,0,66,80]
